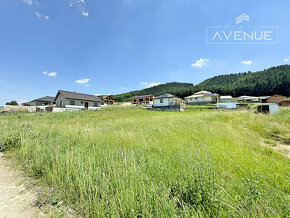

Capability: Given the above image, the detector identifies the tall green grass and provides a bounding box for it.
[0,108,289,217]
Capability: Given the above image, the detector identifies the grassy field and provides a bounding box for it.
[0,107,289,217]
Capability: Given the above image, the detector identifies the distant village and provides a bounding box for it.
[2,89,290,114]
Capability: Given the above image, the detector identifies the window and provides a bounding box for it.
[70,100,75,105]
[93,102,99,107]
[81,101,83,104]
[160,99,163,103]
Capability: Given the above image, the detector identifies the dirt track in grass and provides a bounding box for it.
[0,153,37,218]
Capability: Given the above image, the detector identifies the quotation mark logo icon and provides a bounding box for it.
[236,13,249,24]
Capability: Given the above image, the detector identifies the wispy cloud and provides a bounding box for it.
[22,0,35,6]
[43,71,57,77]
[141,82,161,88]
[241,60,253,65]
[75,78,90,85]
[283,57,290,62]
[22,0,49,20]
[120,87,124,90]
[35,11,41,18]
[191,58,210,68]
[69,0,89,16]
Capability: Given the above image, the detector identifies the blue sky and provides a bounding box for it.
[0,0,290,105]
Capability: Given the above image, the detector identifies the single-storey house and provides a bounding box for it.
[55,90,101,110]
[220,95,233,102]
[22,96,55,106]
[185,91,220,105]
[238,96,252,101]
[153,94,185,112]
[242,96,260,102]
[266,94,287,103]
[132,94,155,105]
[98,95,117,105]
[257,104,279,114]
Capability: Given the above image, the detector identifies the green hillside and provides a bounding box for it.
[113,82,193,102]
[113,65,290,101]
[194,65,290,97]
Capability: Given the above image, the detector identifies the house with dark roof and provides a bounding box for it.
[132,94,154,105]
[22,96,55,106]
[153,94,185,112]
[55,90,102,110]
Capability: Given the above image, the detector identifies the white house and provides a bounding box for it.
[185,91,220,105]
[55,90,102,110]
[220,95,233,102]
[153,94,185,112]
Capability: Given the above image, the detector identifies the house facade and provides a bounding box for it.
[153,94,185,112]
[220,95,233,102]
[98,95,117,105]
[55,90,101,110]
[185,91,220,105]
[132,95,154,105]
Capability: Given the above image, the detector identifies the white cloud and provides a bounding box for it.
[75,78,90,85]
[35,11,41,18]
[120,87,124,90]
[141,82,161,88]
[82,11,89,16]
[283,57,290,62]
[22,1,50,20]
[69,0,89,16]
[43,71,57,77]
[22,0,34,6]
[191,58,210,68]
[34,11,50,20]
[241,60,253,65]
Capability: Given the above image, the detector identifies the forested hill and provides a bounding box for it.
[113,65,290,101]
[113,82,193,102]
[193,65,290,97]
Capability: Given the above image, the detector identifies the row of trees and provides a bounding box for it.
[5,101,19,106]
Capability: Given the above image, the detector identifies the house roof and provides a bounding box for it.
[194,90,212,95]
[154,94,175,99]
[258,96,271,100]
[32,96,55,102]
[243,97,259,100]
[133,94,154,99]
[238,96,252,98]
[220,95,233,99]
[185,93,219,99]
[55,90,102,102]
